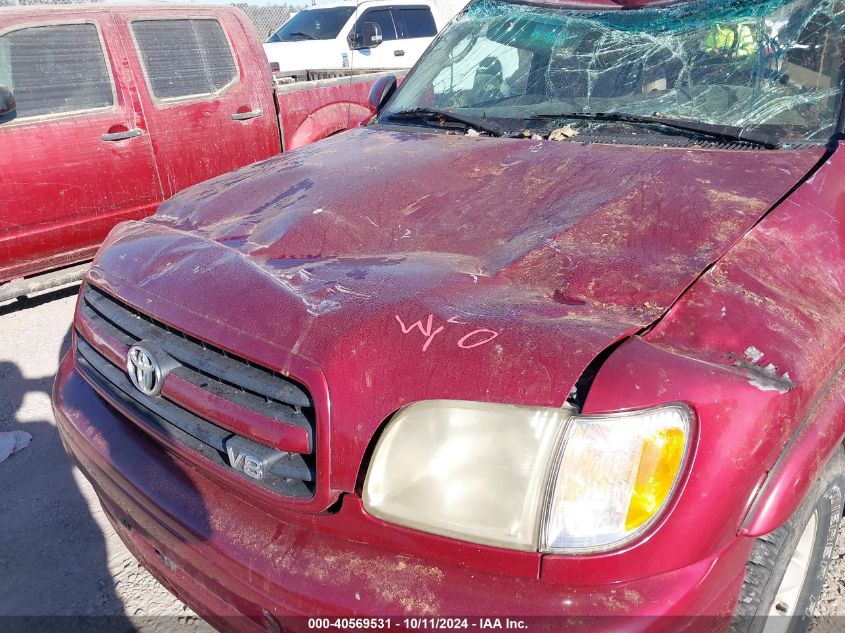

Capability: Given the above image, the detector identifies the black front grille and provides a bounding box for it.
[75,285,317,498]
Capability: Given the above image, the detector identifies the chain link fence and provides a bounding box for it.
[0,0,307,41]
[231,2,305,39]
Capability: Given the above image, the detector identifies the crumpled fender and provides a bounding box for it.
[741,358,845,536]
[584,144,845,543]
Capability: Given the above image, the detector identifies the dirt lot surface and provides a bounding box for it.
[1,285,845,631]
[0,286,211,632]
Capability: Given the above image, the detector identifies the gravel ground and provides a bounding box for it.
[0,286,211,633]
[1,285,844,631]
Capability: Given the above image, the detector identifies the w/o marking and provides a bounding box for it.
[395,313,499,352]
[395,314,445,352]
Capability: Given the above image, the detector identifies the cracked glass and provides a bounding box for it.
[383,0,845,144]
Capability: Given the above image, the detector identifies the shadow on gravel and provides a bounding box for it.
[0,283,81,318]
[1,292,232,632]
[0,330,135,632]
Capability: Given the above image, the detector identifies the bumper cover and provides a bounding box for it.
[53,352,747,632]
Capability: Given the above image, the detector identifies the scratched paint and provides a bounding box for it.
[88,123,825,519]
[54,0,845,616]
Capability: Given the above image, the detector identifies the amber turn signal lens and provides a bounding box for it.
[625,427,687,531]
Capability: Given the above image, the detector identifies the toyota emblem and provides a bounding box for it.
[126,345,163,396]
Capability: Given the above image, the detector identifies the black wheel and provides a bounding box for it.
[733,448,845,633]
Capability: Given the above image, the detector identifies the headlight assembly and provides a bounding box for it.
[363,400,573,551]
[362,400,692,554]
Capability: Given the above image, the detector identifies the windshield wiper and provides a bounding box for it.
[287,31,317,40]
[531,112,782,149]
[386,108,505,137]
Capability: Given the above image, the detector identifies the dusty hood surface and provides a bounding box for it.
[93,127,823,416]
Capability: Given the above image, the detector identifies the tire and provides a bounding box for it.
[733,447,845,633]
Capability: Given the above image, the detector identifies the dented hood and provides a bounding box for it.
[92,128,823,419]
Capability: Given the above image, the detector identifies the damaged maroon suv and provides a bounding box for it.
[54,0,845,630]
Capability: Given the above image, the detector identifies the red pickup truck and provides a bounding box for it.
[0,3,380,301]
[54,0,845,630]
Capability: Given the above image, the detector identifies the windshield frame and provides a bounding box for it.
[377,0,845,147]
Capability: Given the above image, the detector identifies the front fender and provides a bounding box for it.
[582,336,795,569]
[740,357,845,536]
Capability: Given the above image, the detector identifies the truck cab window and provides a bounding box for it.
[267,7,356,42]
[132,19,237,100]
[393,7,438,39]
[354,9,398,43]
[0,24,113,119]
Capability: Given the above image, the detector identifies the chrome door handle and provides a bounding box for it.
[394,50,405,57]
[102,128,143,141]
[232,108,263,121]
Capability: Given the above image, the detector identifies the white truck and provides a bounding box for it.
[264,0,464,79]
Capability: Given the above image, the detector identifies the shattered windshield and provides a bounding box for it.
[382,0,845,144]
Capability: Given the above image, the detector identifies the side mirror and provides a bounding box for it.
[368,74,397,112]
[0,85,15,119]
[356,22,383,49]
